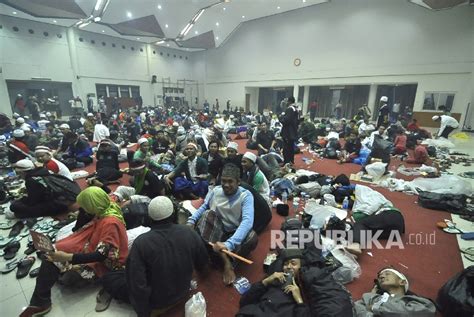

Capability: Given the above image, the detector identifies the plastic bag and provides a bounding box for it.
[330,246,361,284]
[352,185,393,216]
[409,175,473,196]
[185,292,206,317]
[437,266,474,316]
[365,162,387,178]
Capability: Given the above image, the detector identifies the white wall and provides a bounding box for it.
[0,15,201,115]
[200,0,473,123]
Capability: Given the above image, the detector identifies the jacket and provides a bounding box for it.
[23,167,54,204]
[126,223,208,317]
[172,156,208,181]
[280,105,299,140]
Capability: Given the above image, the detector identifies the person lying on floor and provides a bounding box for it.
[241,152,271,206]
[164,142,209,199]
[10,159,77,219]
[237,249,311,317]
[354,268,436,316]
[19,186,128,317]
[187,163,257,285]
[101,196,209,317]
[345,207,405,255]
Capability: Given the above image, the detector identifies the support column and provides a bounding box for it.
[293,85,299,102]
[66,28,82,99]
[367,84,378,120]
[302,85,310,115]
[0,72,11,116]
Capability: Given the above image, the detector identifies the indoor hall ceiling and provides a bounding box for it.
[0,0,471,51]
[0,0,329,51]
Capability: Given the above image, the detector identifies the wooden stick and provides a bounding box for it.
[208,242,253,265]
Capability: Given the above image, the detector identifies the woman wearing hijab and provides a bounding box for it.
[20,187,128,317]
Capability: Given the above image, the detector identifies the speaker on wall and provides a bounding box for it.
[151,75,157,84]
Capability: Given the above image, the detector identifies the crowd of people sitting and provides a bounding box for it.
[0,95,457,316]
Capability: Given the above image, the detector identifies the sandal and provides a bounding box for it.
[460,247,474,257]
[16,256,35,279]
[3,240,21,260]
[0,257,21,274]
[95,288,113,312]
[0,220,17,230]
[0,236,14,248]
[8,221,25,238]
[29,267,40,278]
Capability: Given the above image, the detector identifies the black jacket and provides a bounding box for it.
[202,152,223,179]
[125,223,208,317]
[133,169,164,198]
[24,167,53,204]
[280,105,299,140]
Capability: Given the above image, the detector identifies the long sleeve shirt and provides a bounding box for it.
[188,186,254,251]
[438,115,459,137]
[354,292,436,316]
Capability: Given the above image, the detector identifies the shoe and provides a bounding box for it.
[95,288,113,312]
[19,305,51,317]
[9,221,25,238]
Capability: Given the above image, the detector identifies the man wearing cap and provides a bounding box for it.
[83,113,96,141]
[37,114,50,133]
[39,122,62,149]
[8,129,32,163]
[102,196,209,317]
[221,142,243,180]
[134,138,161,171]
[212,123,228,147]
[256,122,276,156]
[93,119,110,143]
[10,159,71,218]
[237,249,311,316]
[377,96,390,128]
[151,129,172,155]
[241,152,271,204]
[128,159,165,199]
[188,163,257,285]
[164,142,208,199]
[432,115,459,139]
[35,146,73,180]
[22,126,38,151]
[354,268,436,315]
[280,96,299,165]
[15,117,31,131]
[60,132,93,168]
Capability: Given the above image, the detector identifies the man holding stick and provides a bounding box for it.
[187,163,258,285]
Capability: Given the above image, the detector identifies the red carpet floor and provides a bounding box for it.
[77,139,463,316]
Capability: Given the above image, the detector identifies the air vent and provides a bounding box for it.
[79,37,84,42]
[140,48,143,52]
[153,50,156,54]
[43,31,49,37]
[91,40,95,44]
[28,29,34,34]
[57,34,62,38]
[112,43,116,47]
[13,26,19,32]
[102,42,106,46]
[122,45,126,49]
[131,47,135,51]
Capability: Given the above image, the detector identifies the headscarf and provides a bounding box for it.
[76,186,125,224]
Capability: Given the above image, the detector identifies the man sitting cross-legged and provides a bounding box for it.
[187,163,258,285]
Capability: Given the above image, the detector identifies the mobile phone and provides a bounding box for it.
[282,271,294,288]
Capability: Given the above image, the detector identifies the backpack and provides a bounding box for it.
[37,174,81,203]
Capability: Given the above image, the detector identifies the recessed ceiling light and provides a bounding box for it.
[223,7,226,11]
[53,20,57,23]
[166,44,170,47]
[303,0,306,2]
[215,22,219,26]
[242,15,245,19]
[216,36,219,40]
[12,11,17,14]
[157,4,162,10]
[277,6,280,10]
[102,30,105,33]
[126,11,132,18]
[195,30,198,35]
[165,24,168,28]
[137,37,140,40]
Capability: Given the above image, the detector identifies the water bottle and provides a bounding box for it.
[342,196,349,210]
[282,190,288,204]
[270,186,275,199]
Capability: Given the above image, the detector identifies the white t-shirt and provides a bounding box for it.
[93,123,110,143]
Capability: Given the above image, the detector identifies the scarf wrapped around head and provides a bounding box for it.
[77,186,125,224]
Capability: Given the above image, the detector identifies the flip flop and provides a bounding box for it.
[443,227,464,234]
[8,221,25,238]
[0,220,16,230]
[461,232,474,240]
[29,267,40,278]
[0,257,21,274]
[95,288,113,312]
[3,240,21,260]
[16,256,35,279]
[463,253,474,262]
[460,247,474,256]
[0,236,14,248]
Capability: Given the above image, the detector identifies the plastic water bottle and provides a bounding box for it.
[342,196,349,210]
[270,186,275,199]
[282,191,288,204]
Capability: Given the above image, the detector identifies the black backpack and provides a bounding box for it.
[36,174,81,203]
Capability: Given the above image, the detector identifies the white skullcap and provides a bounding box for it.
[35,146,52,155]
[229,115,235,119]
[380,96,388,102]
[243,152,257,163]
[40,113,47,118]
[227,142,238,151]
[16,118,25,124]
[21,126,31,132]
[379,268,409,293]
[87,113,94,117]
[432,115,440,121]
[186,142,198,150]
[14,159,34,171]
[13,113,20,118]
[24,116,29,120]
[59,123,70,130]
[172,122,179,127]
[137,138,149,145]
[148,196,174,221]
[214,123,223,130]
[13,129,25,138]
[177,127,186,135]
[46,112,52,116]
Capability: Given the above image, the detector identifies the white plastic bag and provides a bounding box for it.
[185,292,206,317]
[365,162,387,178]
[330,246,361,284]
[352,185,393,216]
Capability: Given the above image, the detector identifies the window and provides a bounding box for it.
[120,86,130,98]
[96,84,107,98]
[108,85,119,97]
[131,86,140,98]
[423,92,455,112]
